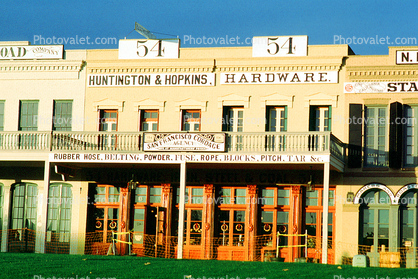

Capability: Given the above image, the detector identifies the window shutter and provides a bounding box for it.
[389,102,403,168]
[348,104,363,168]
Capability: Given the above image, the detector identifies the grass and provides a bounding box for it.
[0,253,417,279]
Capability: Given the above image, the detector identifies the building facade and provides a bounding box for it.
[0,38,417,267]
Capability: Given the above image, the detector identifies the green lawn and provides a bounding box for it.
[0,253,416,279]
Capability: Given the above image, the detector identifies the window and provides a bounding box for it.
[93,185,120,243]
[0,183,3,231]
[94,208,119,243]
[99,110,117,132]
[277,189,290,206]
[364,106,388,167]
[98,110,118,149]
[218,210,245,246]
[261,189,274,206]
[189,187,204,204]
[46,183,72,243]
[309,106,331,132]
[404,106,418,166]
[266,106,287,132]
[53,100,72,131]
[11,183,38,231]
[219,187,246,205]
[0,101,4,131]
[182,110,201,131]
[306,190,319,206]
[184,209,203,245]
[359,189,390,248]
[19,100,39,131]
[135,186,147,203]
[132,208,145,244]
[140,110,158,132]
[94,185,120,204]
[223,107,244,132]
[149,186,161,204]
[305,188,335,252]
[399,190,418,248]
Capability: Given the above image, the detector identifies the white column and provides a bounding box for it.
[1,183,12,252]
[321,162,330,264]
[177,162,186,259]
[35,160,50,253]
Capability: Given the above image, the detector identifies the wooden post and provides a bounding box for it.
[161,183,172,257]
[119,187,130,256]
[291,185,302,261]
[203,184,214,259]
[247,185,257,261]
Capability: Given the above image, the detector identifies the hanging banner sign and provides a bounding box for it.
[88,73,215,87]
[50,153,329,163]
[143,133,225,152]
[119,39,179,59]
[0,45,63,60]
[344,81,418,93]
[220,71,338,84]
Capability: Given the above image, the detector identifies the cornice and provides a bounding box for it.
[0,60,85,73]
[88,66,214,74]
[347,65,418,80]
[217,64,341,72]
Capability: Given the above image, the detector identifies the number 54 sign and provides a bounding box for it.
[252,36,308,57]
[119,39,180,59]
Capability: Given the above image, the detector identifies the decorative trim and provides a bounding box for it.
[304,93,338,108]
[133,99,165,112]
[88,67,214,74]
[260,93,294,109]
[92,98,124,112]
[0,61,84,73]
[204,184,214,194]
[218,64,342,72]
[394,184,418,204]
[353,183,395,205]
[218,93,250,109]
[175,98,208,112]
[247,184,257,195]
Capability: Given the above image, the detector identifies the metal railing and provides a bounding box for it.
[0,131,346,160]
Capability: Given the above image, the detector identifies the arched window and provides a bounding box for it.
[46,183,72,243]
[359,189,391,248]
[11,183,38,231]
[399,189,418,248]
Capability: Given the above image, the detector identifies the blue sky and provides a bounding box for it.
[1,0,417,55]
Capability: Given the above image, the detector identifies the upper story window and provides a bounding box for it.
[53,100,73,131]
[404,105,418,167]
[364,106,388,168]
[309,106,331,132]
[19,100,38,131]
[99,110,117,132]
[182,110,201,132]
[140,110,158,132]
[222,107,244,132]
[0,101,4,131]
[266,106,287,132]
